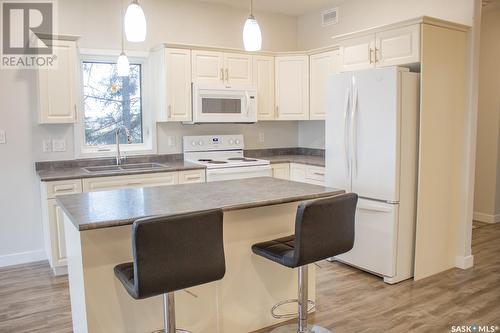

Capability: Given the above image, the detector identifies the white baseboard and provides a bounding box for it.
[455,255,474,269]
[0,249,46,268]
[473,211,500,223]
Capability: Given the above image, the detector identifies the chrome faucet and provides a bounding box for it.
[115,126,132,165]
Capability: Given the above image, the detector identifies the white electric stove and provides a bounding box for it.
[183,135,272,182]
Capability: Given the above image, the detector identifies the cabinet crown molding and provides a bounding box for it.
[331,16,470,43]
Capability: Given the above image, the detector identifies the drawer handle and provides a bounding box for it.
[185,175,201,180]
[313,172,325,176]
[54,185,75,192]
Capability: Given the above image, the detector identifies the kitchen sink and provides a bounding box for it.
[119,163,167,170]
[83,163,168,173]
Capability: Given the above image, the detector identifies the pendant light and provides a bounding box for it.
[117,1,130,77]
[243,0,262,51]
[124,0,147,42]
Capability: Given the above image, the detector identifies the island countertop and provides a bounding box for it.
[57,177,343,231]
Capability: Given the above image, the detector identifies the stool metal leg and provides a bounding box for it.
[270,265,332,333]
[152,293,191,333]
[298,265,308,332]
[164,293,176,333]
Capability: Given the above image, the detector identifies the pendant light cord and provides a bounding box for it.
[250,0,253,16]
[121,0,125,53]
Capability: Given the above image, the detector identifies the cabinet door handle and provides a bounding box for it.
[276,105,279,118]
[375,48,379,63]
[220,68,224,81]
[54,185,75,192]
[167,105,172,119]
[369,48,374,64]
[225,68,229,82]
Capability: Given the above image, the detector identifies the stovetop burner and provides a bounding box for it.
[227,157,258,162]
[198,159,212,162]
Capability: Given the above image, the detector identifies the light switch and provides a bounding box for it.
[0,130,5,144]
[52,139,66,152]
[42,139,52,153]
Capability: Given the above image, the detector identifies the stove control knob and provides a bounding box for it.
[191,141,196,146]
[198,140,204,146]
[235,139,240,145]
[229,139,234,145]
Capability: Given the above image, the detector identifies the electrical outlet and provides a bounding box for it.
[0,130,6,144]
[42,139,52,153]
[52,139,66,152]
[167,136,176,147]
[258,132,265,143]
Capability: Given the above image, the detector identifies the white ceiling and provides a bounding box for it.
[196,0,338,16]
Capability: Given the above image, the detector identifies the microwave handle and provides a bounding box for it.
[245,91,250,116]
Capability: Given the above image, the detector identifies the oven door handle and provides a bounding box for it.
[207,165,271,175]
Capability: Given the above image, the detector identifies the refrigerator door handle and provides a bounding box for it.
[343,83,351,178]
[351,78,359,178]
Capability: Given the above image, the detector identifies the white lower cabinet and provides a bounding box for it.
[82,172,179,192]
[41,179,83,275]
[179,169,206,184]
[273,163,325,186]
[41,169,206,275]
[271,163,290,180]
[290,163,325,186]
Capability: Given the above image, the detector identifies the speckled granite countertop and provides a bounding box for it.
[37,160,205,182]
[57,177,343,231]
[36,149,325,182]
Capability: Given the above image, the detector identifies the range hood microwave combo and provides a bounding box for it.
[189,84,258,124]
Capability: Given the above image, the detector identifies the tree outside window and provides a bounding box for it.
[82,61,143,146]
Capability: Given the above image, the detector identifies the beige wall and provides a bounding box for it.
[473,7,500,222]
[297,0,473,50]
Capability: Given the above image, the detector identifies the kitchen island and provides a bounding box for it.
[58,177,343,333]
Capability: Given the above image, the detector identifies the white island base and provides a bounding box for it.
[64,202,316,333]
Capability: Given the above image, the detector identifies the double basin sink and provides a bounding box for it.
[83,163,168,173]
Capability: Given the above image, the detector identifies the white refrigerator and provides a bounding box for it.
[325,66,420,284]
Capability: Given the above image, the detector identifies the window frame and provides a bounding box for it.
[75,49,156,158]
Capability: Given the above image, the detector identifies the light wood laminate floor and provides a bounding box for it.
[1,224,499,333]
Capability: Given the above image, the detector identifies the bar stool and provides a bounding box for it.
[252,193,358,333]
[114,209,226,333]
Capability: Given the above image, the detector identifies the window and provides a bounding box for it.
[76,52,154,157]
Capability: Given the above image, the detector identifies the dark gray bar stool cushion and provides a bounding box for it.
[252,193,357,268]
[114,209,225,300]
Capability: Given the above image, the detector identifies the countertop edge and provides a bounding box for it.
[38,165,206,182]
[60,189,343,232]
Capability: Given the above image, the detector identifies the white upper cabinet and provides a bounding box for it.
[253,55,275,120]
[375,25,420,67]
[191,50,252,85]
[338,24,421,72]
[338,35,375,72]
[38,39,77,124]
[310,50,340,120]
[165,48,192,121]
[152,47,192,122]
[275,55,309,120]
[191,50,225,84]
[224,53,253,85]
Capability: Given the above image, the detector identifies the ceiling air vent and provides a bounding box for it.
[321,8,339,27]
